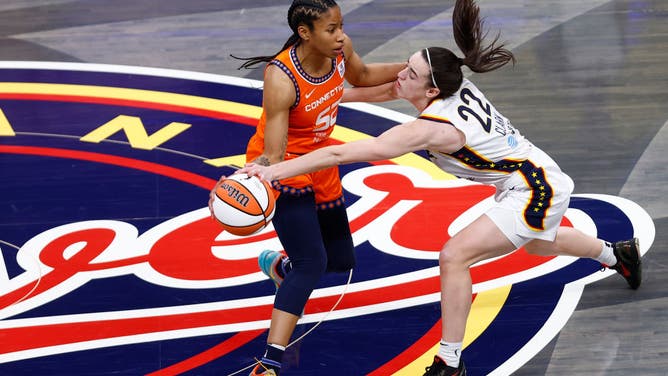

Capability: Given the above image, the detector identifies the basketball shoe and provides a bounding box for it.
[249,363,277,376]
[607,238,642,289]
[423,355,466,376]
[258,250,287,290]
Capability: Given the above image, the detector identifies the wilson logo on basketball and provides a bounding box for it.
[212,174,276,236]
[220,182,251,207]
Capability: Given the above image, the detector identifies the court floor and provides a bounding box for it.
[1,1,667,375]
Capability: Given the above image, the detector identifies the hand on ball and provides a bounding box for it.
[239,163,274,182]
[208,175,227,219]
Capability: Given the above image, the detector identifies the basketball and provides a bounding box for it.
[211,173,276,236]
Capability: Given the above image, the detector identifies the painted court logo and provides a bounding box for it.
[0,62,655,375]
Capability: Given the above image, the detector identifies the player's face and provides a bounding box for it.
[395,51,433,101]
[307,6,345,58]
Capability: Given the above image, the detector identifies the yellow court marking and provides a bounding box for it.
[392,284,512,375]
[0,82,262,119]
[0,108,15,136]
[1,82,454,178]
[204,154,247,168]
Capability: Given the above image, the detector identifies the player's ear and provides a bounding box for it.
[297,25,310,41]
[426,87,440,99]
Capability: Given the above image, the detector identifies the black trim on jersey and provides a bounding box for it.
[271,180,313,197]
[271,180,344,211]
[449,146,525,173]
[268,59,300,109]
[290,44,337,84]
[418,114,454,125]
[441,146,553,230]
[517,161,554,231]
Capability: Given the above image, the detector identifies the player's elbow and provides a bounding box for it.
[329,147,348,166]
[346,68,371,87]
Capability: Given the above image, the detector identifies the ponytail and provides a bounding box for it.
[423,0,515,98]
[231,34,300,70]
[231,0,338,70]
[452,0,515,73]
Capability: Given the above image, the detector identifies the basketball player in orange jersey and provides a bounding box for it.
[212,1,405,375]
[237,0,644,375]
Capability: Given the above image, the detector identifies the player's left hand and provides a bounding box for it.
[208,175,227,218]
[239,163,274,181]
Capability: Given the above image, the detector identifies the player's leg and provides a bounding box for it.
[256,191,328,374]
[271,190,328,320]
[318,202,355,273]
[524,226,603,258]
[312,167,355,273]
[524,227,641,289]
[439,213,516,341]
[426,213,516,376]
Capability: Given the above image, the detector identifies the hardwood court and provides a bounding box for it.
[0,1,666,375]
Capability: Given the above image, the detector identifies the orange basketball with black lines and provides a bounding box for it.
[211,173,276,236]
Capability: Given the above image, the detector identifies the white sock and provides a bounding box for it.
[595,240,617,266]
[438,340,462,368]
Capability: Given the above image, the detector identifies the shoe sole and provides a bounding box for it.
[258,250,283,289]
[618,238,641,290]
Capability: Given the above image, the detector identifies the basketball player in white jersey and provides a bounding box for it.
[235,0,643,374]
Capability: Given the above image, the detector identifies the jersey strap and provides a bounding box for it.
[268,59,300,109]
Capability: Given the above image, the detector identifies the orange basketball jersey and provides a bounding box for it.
[246,44,346,204]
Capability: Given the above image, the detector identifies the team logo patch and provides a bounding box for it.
[0,62,655,375]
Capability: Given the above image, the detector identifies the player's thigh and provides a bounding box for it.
[318,204,355,272]
[273,192,326,266]
[444,213,516,266]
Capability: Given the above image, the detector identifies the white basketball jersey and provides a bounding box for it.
[422,79,575,239]
[422,79,535,186]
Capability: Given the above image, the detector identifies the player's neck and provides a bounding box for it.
[295,44,332,77]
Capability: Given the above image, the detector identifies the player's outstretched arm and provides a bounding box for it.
[240,118,464,181]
